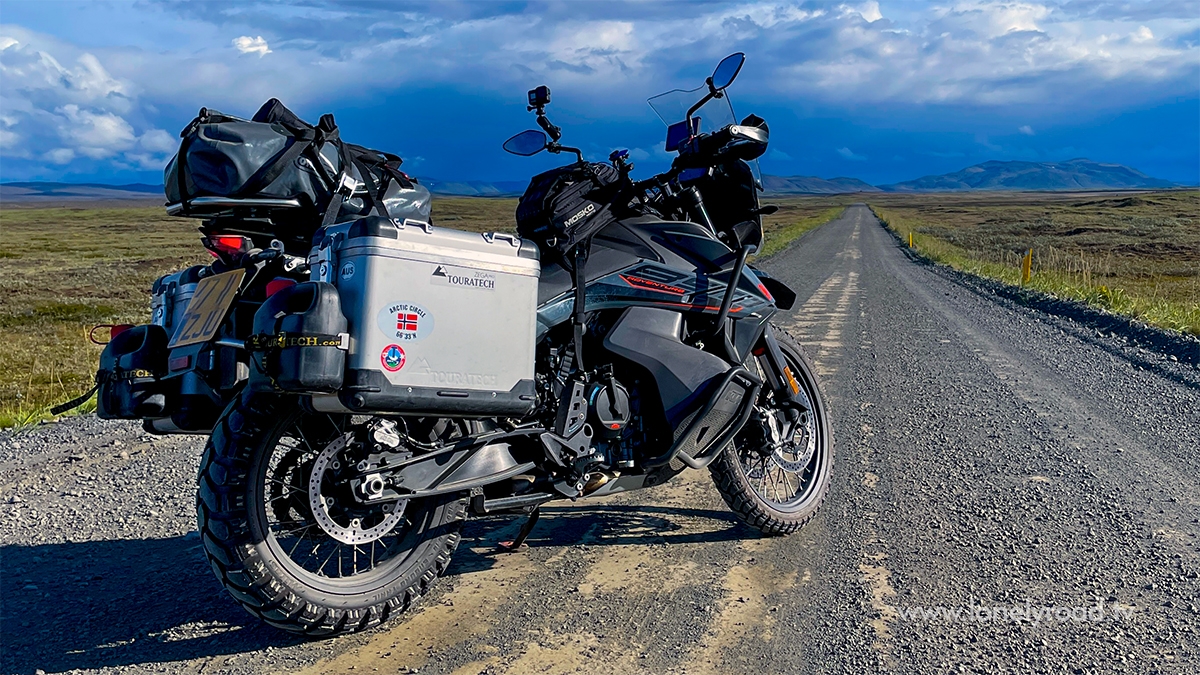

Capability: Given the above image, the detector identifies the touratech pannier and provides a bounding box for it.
[309,216,540,417]
[150,265,205,337]
[96,325,170,419]
[515,161,622,257]
[164,98,432,246]
[247,281,349,394]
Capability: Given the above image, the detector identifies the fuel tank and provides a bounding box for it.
[536,215,776,336]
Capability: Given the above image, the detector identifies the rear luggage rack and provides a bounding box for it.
[166,197,303,217]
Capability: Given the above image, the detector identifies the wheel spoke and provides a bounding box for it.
[731,343,827,510]
[316,544,339,578]
[288,525,315,556]
[261,413,416,582]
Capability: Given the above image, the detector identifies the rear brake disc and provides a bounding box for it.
[308,432,407,545]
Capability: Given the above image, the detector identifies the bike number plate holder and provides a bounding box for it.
[168,268,245,348]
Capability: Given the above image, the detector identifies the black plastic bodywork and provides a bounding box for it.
[536,215,779,340]
[601,307,729,422]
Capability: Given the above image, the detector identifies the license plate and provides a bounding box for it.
[168,268,246,348]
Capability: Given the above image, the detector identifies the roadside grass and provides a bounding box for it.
[869,191,1200,336]
[428,196,518,233]
[0,206,206,428]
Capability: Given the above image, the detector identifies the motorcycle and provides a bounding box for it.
[80,52,832,636]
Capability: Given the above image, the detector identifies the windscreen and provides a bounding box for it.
[647,85,761,185]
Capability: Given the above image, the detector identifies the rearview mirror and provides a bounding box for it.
[711,53,745,91]
[503,129,548,156]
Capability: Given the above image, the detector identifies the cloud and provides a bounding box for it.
[769,149,793,161]
[121,0,1196,114]
[1019,125,1035,135]
[837,146,866,161]
[137,128,177,155]
[0,34,172,177]
[232,35,271,56]
[2,1,1198,180]
[43,148,75,164]
[57,104,137,159]
[844,1,883,23]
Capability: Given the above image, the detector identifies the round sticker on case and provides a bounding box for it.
[377,302,434,342]
[381,344,406,372]
[339,261,356,280]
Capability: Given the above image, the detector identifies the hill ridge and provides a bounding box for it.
[1,158,1181,200]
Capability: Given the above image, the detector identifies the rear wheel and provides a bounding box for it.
[196,393,468,636]
[710,326,833,535]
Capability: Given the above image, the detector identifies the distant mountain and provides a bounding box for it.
[1,181,163,202]
[879,159,1178,192]
[415,177,526,197]
[2,159,1182,205]
[763,175,882,194]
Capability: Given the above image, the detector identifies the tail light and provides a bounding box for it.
[266,278,297,297]
[202,234,252,259]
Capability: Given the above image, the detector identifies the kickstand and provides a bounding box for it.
[497,508,540,552]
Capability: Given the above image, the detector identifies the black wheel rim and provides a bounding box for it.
[252,411,418,589]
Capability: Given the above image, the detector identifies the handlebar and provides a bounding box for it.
[624,121,768,216]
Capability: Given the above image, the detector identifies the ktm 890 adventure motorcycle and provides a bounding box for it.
[77,52,832,635]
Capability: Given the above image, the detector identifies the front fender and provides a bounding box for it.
[749,267,797,310]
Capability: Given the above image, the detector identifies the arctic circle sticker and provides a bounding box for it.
[377,302,434,342]
[381,344,406,372]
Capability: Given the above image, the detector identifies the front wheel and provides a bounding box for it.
[196,393,467,636]
[710,326,833,535]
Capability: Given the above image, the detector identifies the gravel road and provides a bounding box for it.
[3,204,1198,674]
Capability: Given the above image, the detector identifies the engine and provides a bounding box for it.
[534,328,669,493]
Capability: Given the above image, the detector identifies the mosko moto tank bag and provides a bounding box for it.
[514,162,622,257]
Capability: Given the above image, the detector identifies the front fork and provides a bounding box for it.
[756,327,809,415]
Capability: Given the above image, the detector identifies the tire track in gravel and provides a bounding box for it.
[296,468,754,675]
[778,210,900,666]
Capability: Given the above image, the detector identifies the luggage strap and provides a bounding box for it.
[320,141,396,229]
[233,128,316,199]
[245,332,350,351]
[49,368,158,416]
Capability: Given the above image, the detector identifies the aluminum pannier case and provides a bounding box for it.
[312,216,540,416]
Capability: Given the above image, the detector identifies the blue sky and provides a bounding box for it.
[1,0,1197,186]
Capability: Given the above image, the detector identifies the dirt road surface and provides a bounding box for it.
[3,205,1198,674]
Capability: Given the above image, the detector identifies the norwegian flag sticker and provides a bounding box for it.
[377,301,435,342]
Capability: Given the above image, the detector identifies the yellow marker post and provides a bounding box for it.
[908,232,913,248]
[1021,249,1032,286]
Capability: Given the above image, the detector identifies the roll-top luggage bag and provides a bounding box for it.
[164,99,432,245]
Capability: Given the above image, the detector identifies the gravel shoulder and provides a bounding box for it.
[2,205,1197,675]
